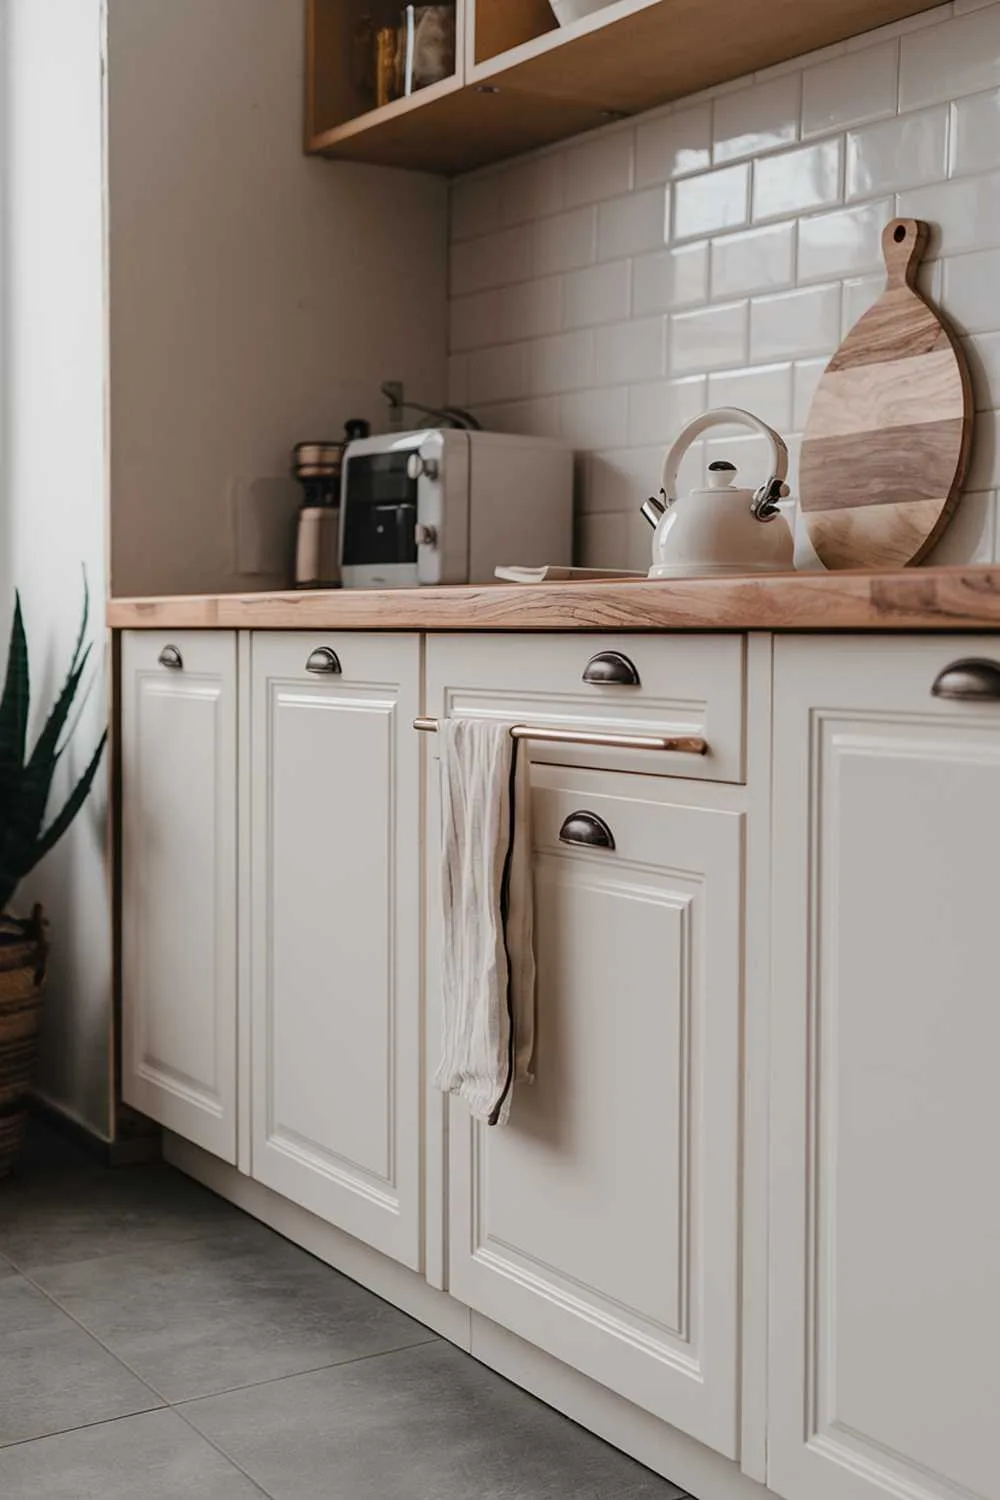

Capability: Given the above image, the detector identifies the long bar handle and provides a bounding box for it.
[412,717,708,756]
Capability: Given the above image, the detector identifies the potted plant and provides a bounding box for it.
[0,588,106,1176]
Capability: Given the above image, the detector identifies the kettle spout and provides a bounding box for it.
[641,493,667,529]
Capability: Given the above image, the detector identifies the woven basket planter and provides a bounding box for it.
[0,905,48,1178]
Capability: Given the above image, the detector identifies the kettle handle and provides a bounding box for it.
[661,407,790,522]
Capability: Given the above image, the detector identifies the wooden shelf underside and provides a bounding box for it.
[308,0,945,174]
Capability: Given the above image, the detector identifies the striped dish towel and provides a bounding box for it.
[434,718,535,1126]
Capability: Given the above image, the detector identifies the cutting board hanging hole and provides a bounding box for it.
[883,217,928,289]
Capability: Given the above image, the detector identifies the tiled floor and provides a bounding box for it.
[0,1123,691,1498]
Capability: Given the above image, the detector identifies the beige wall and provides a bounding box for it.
[108,0,449,598]
[2,0,112,1136]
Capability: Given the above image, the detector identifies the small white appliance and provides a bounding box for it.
[641,407,794,578]
[340,428,573,589]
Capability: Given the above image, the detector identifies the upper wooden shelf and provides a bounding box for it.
[306,0,945,175]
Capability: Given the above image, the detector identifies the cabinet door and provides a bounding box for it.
[121,630,238,1162]
[770,637,1000,1500]
[447,764,743,1459]
[250,633,422,1269]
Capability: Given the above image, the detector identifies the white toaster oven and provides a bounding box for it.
[339,428,573,588]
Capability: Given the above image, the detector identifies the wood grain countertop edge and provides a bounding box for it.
[106,567,1000,633]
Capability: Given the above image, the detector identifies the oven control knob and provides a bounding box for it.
[414,522,438,548]
[406,453,439,482]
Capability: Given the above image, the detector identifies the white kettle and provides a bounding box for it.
[642,407,793,578]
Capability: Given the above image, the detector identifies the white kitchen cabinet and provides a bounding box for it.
[445,760,744,1460]
[121,630,238,1162]
[769,637,1000,1500]
[249,632,422,1269]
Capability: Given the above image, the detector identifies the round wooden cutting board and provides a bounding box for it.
[800,218,973,570]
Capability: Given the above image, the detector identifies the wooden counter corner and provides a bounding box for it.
[106,566,1000,634]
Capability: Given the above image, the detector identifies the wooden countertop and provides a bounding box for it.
[107,566,1000,634]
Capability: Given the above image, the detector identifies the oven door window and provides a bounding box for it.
[342,454,418,566]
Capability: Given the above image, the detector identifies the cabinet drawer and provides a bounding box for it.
[426,633,745,782]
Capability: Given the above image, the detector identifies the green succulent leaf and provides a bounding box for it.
[28,728,108,874]
[0,581,106,913]
[0,595,29,776]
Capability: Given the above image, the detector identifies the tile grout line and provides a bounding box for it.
[168,1333,442,1411]
[0,1403,167,1456]
[168,1405,276,1500]
[13,1266,171,1407]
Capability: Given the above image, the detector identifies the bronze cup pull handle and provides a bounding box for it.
[558,811,616,851]
[931,658,1000,701]
[306,647,342,675]
[158,645,183,670]
[582,651,640,687]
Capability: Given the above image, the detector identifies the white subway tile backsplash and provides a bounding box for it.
[474,397,561,441]
[577,510,635,568]
[963,331,1000,409]
[560,387,630,451]
[447,353,469,406]
[564,260,632,329]
[900,2,1000,110]
[846,109,949,198]
[450,289,504,352]
[898,169,1000,255]
[565,130,635,206]
[673,163,750,240]
[707,362,793,431]
[628,375,706,447]
[753,139,842,221]
[597,187,670,259]
[632,243,709,314]
[942,246,1000,333]
[750,283,841,360]
[532,205,597,275]
[504,277,564,342]
[635,103,712,186]
[595,315,666,383]
[468,342,529,404]
[924,489,995,562]
[529,329,595,395]
[710,222,796,299]
[792,357,828,429]
[452,225,532,294]
[713,74,800,163]
[801,41,898,136]
[501,153,566,225]
[950,86,1000,176]
[585,446,669,514]
[797,198,894,282]
[451,174,502,241]
[670,301,748,373]
[448,2,1000,569]
[967,407,1000,488]
[841,273,883,332]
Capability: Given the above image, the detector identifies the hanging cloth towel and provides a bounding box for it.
[435,718,535,1126]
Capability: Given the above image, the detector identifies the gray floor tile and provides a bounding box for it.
[33,1218,438,1402]
[0,1408,266,1499]
[0,1157,241,1272]
[184,1341,686,1499]
[0,1276,162,1447]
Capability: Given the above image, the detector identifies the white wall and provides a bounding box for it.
[108,0,449,598]
[447,0,1000,572]
[1,0,112,1136]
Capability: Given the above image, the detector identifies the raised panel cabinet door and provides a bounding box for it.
[447,763,744,1459]
[121,630,238,1162]
[770,637,1000,1500]
[250,632,422,1269]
